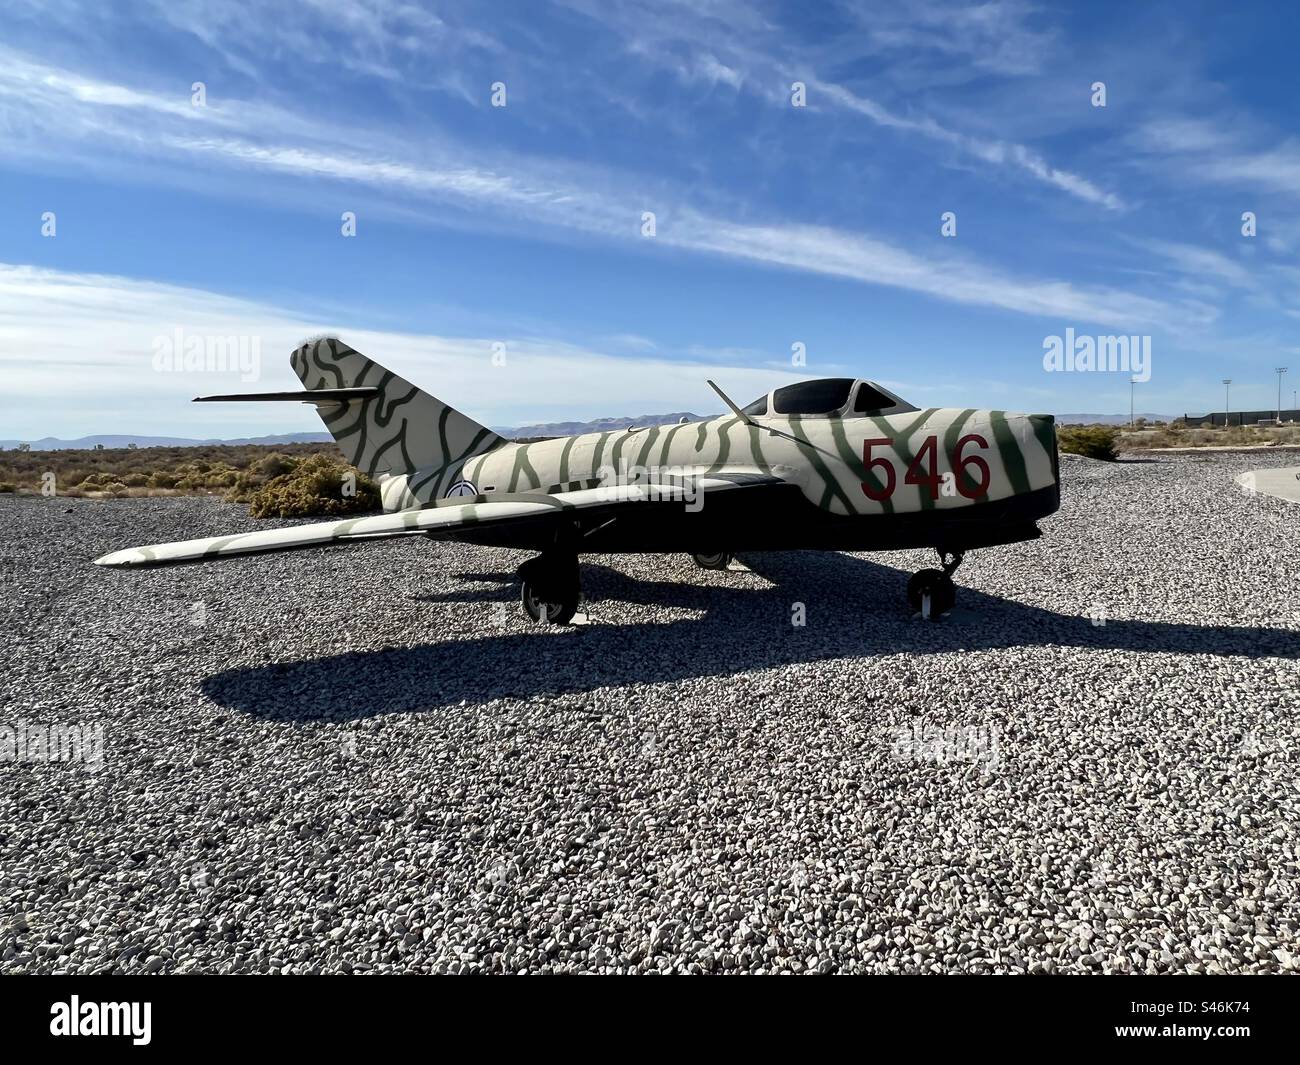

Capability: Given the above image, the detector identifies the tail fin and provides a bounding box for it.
[290,337,505,500]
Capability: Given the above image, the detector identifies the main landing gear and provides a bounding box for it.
[518,551,581,625]
[690,551,733,570]
[906,550,964,620]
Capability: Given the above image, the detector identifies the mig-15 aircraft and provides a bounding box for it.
[96,338,1060,622]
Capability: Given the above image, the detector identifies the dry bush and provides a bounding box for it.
[1058,424,1119,461]
[0,442,361,512]
[243,453,380,518]
[1121,422,1300,450]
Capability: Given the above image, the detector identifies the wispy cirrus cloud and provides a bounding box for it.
[0,50,1191,331]
[1135,115,1300,198]
[845,0,1057,78]
[1138,239,1257,289]
[812,80,1123,210]
[7,0,503,97]
[560,0,1122,209]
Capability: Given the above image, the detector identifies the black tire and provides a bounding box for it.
[691,551,732,570]
[906,569,956,618]
[520,578,579,625]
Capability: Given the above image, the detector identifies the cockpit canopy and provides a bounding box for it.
[741,378,916,418]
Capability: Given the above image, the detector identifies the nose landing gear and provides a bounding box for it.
[690,551,733,570]
[906,550,964,620]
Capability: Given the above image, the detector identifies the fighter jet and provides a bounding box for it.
[95,338,1060,622]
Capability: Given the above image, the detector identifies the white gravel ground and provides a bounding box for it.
[1,450,1297,974]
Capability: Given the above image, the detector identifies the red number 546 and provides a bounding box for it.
[861,434,990,501]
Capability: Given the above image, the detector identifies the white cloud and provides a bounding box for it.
[0,263,807,438]
[1135,117,1300,200]
[668,215,1203,330]
[1200,142,1300,196]
[846,0,1058,78]
[0,261,1245,437]
[565,0,1117,208]
[1137,117,1237,155]
[0,52,1188,333]
[814,80,1123,210]
[1139,239,1256,289]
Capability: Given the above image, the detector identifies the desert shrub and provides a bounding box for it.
[204,467,239,488]
[0,442,344,497]
[99,481,130,497]
[122,472,149,487]
[0,482,15,493]
[243,454,380,518]
[1058,425,1119,461]
[254,452,298,479]
[224,472,260,502]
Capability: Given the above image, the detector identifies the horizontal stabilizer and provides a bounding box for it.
[193,387,381,403]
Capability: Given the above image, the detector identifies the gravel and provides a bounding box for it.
[1,449,1298,974]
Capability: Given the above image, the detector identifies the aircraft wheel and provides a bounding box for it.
[521,581,579,625]
[691,551,732,570]
[518,554,580,625]
[906,569,955,619]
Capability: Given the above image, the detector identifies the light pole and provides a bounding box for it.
[1130,376,1137,429]
[1276,367,1289,424]
[1222,378,1232,428]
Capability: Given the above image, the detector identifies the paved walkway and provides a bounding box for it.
[1236,466,1300,503]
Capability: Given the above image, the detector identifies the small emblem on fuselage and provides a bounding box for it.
[446,478,478,497]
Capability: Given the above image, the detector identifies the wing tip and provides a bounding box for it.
[94,550,143,567]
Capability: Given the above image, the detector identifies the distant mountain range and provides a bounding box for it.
[0,411,1180,450]
[492,413,706,438]
[0,432,332,451]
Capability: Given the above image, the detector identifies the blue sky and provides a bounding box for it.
[2,0,1299,438]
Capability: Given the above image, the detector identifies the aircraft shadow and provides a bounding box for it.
[203,551,1298,722]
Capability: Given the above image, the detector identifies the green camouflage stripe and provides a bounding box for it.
[435,405,453,467]
[408,425,500,499]
[704,416,742,473]
[557,435,577,483]
[787,415,855,513]
[987,410,1030,496]
[633,426,662,469]
[591,431,615,470]
[704,417,773,476]
[656,422,689,467]
[608,430,636,476]
[507,442,540,492]
[826,414,894,515]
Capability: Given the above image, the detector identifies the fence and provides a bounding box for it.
[1181,409,1300,427]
